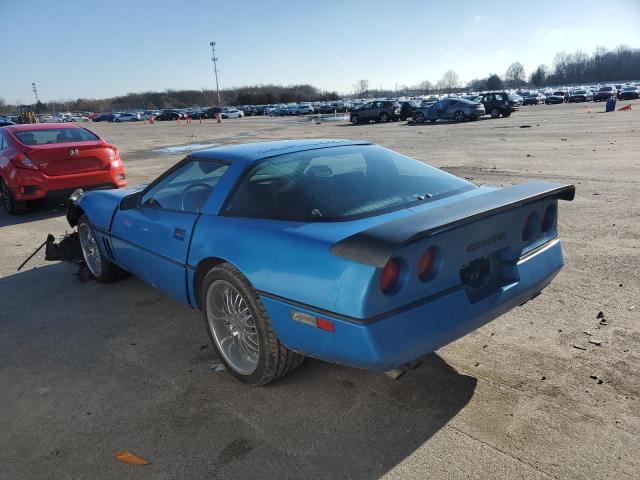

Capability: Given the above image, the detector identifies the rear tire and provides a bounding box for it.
[414,112,425,123]
[490,108,500,119]
[77,214,120,283]
[453,110,465,122]
[502,111,512,117]
[1,179,27,215]
[202,263,304,385]
[350,114,359,125]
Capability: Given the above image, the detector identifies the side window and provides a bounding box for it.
[484,95,493,103]
[141,159,228,213]
[363,102,373,109]
[374,101,383,108]
[495,94,504,101]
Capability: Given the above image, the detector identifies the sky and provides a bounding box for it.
[2,0,640,103]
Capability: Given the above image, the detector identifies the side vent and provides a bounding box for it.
[102,238,115,260]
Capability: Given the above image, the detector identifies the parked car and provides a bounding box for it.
[349,101,401,125]
[399,100,421,121]
[140,111,159,121]
[0,124,126,214]
[0,117,15,127]
[568,90,592,102]
[593,86,616,102]
[92,113,117,122]
[156,110,183,121]
[619,86,640,100]
[294,104,315,115]
[545,91,567,104]
[49,139,574,385]
[413,98,485,123]
[522,92,545,105]
[115,112,141,122]
[473,92,518,118]
[221,108,244,119]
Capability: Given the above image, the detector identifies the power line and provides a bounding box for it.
[209,41,221,106]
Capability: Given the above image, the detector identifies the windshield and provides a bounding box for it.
[13,127,99,145]
[225,145,475,221]
[599,87,612,91]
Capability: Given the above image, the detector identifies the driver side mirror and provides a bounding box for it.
[120,191,142,210]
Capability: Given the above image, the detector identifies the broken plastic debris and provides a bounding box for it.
[572,345,587,351]
[211,363,226,372]
[588,339,602,346]
[114,451,150,465]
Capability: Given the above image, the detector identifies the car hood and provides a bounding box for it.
[74,185,146,230]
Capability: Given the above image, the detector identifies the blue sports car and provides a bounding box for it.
[50,140,575,385]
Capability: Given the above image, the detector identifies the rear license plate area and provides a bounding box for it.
[460,248,518,303]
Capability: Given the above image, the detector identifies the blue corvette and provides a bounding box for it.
[54,140,574,385]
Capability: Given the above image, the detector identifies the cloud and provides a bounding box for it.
[473,14,485,22]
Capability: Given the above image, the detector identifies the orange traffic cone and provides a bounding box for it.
[619,104,632,111]
[586,107,592,113]
[149,116,155,124]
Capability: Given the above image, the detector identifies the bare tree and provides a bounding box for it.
[419,80,433,95]
[505,62,526,87]
[529,65,548,87]
[439,70,459,91]
[353,79,369,98]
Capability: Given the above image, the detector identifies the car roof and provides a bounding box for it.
[192,139,371,166]
[4,123,84,132]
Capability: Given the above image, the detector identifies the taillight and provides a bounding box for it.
[380,258,400,293]
[418,247,437,281]
[10,153,38,170]
[105,147,116,160]
[522,211,539,242]
[541,204,557,233]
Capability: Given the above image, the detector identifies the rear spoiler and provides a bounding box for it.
[331,181,575,267]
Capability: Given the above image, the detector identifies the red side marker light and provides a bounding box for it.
[315,318,335,333]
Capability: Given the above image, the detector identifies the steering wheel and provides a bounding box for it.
[180,182,213,212]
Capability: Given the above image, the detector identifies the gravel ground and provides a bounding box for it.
[1,101,639,479]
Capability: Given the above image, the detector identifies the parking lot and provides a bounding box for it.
[1,102,639,479]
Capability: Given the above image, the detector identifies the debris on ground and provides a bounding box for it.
[583,331,593,336]
[114,451,150,465]
[211,363,226,372]
[573,345,587,351]
[589,339,603,346]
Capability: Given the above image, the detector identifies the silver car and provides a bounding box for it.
[413,98,485,123]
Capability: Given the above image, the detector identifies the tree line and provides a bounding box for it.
[0,84,340,114]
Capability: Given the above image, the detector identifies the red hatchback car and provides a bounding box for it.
[0,124,126,214]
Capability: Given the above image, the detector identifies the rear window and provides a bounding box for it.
[13,128,99,145]
[225,145,474,221]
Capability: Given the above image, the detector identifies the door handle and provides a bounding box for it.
[173,228,186,241]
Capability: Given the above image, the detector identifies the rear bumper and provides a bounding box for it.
[261,238,564,371]
[8,168,126,201]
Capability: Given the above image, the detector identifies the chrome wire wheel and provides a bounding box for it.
[206,280,259,375]
[78,222,103,277]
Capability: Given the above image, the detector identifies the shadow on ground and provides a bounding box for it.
[0,197,67,227]
[0,264,477,479]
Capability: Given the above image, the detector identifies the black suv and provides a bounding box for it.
[349,100,401,125]
[475,92,518,118]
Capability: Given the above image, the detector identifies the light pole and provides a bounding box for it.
[209,41,221,106]
[32,82,39,103]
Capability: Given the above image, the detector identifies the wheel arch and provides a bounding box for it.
[193,256,239,309]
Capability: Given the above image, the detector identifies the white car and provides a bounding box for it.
[115,112,141,122]
[221,108,244,119]
[140,110,159,121]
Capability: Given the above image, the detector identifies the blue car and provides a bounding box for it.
[52,140,575,385]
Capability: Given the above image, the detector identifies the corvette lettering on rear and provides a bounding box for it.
[466,232,506,253]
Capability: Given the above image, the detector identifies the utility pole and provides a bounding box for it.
[209,41,221,106]
[32,82,39,103]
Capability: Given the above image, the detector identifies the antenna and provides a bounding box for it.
[209,41,221,106]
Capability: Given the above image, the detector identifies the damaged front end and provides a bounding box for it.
[44,232,83,264]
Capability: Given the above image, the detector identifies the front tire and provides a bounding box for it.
[490,108,500,119]
[350,114,359,125]
[202,263,304,385]
[378,112,389,123]
[77,215,120,283]
[414,112,425,123]
[1,179,27,215]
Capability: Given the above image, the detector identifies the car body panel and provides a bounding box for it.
[64,140,574,371]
